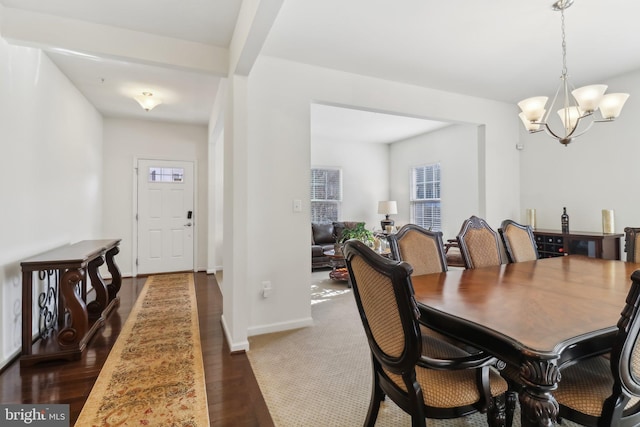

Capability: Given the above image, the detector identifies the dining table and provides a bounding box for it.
[411,255,640,427]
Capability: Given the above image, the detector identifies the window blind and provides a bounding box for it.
[310,168,342,222]
[410,163,441,231]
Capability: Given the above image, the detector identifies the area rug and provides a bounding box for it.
[75,273,209,427]
[247,272,584,427]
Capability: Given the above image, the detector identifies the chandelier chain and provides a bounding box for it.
[560,6,567,78]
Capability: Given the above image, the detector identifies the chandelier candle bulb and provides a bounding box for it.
[526,209,537,229]
[602,210,615,234]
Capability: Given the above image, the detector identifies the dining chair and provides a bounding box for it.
[552,269,640,426]
[387,224,447,275]
[624,227,640,263]
[342,239,513,427]
[457,215,504,269]
[389,224,487,355]
[443,239,466,268]
[498,219,539,263]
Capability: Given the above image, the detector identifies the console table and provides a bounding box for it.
[20,239,122,367]
[533,229,623,260]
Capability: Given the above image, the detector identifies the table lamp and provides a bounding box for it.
[378,201,397,231]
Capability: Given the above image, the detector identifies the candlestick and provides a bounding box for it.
[526,208,536,229]
[602,209,615,234]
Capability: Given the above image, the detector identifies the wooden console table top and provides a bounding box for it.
[21,239,121,269]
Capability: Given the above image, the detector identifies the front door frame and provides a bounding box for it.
[132,156,198,277]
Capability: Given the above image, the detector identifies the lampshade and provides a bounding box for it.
[134,92,162,111]
[378,201,398,215]
[571,85,607,113]
[519,112,542,131]
[557,106,582,133]
[599,93,630,120]
[517,96,548,122]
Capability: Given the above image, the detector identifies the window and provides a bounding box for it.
[310,168,342,222]
[148,167,184,183]
[410,163,441,231]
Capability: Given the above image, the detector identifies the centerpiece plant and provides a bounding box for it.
[338,222,375,246]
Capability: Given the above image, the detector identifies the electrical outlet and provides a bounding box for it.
[293,199,302,213]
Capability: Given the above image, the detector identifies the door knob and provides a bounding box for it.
[184,222,192,227]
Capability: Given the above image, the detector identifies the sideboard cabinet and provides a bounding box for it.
[533,229,623,260]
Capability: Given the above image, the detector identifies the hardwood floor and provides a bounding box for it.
[0,272,274,426]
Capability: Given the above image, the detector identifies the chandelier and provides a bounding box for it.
[517,0,629,146]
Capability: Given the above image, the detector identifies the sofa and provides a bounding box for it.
[311,221,362,269]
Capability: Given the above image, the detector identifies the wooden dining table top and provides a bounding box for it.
[411,255,640,358]
[410,255,640,426]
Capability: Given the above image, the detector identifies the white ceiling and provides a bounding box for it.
[2,0,640,137]
[0,0,240,45]
[263,0,640,104]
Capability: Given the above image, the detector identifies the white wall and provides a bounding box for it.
[102,118,209,276]
[236,55,519,347]
[207,81,226,274]
[311,139,389,229]
[0,33,103,367]
[209,130,224,273]
[389,124,480,239]
[311,124,480,238]
[520,69,640,242]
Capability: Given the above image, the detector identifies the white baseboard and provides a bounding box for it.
[206,266,223,274]
[220,315,250,353]
[247,316,314,337]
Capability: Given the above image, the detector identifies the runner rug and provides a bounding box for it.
[76,273,209,427]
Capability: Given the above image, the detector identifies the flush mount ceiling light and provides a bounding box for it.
[134,91,162,111]
[517,0,629,146]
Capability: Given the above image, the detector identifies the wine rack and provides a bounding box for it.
[535,233,565,258]
[533,229,623,260]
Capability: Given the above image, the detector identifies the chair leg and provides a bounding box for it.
[364,374,384,427]
[505,391,517,427]
[411,415,427,427]
[487,394,507,427]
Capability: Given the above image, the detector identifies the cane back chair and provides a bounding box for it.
[343,239,513,427]
[387,224,448,275]
[457,216,504,269]
[499,219,539,263]
[554,270,640,426]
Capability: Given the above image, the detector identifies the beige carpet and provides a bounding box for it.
[76,273,209,427]
[247,271,584,427]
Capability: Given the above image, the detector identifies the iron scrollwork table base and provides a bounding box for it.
[20,239,122,367]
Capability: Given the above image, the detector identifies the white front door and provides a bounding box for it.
[137,159,194,275]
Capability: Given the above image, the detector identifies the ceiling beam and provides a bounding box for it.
[229,0,284,76]
[0,6,228,76]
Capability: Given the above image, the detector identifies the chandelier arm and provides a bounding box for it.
[528,129,545,134]
[542,124,564,140]
[541,113,594,142]
[566,117,595,139]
